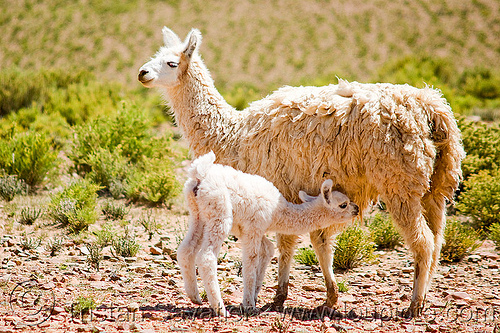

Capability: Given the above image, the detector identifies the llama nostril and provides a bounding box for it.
[138,70,149,80]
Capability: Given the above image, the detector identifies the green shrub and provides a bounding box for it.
[68,104,180,201]
[72,295,96,316]
[368,212,403,250]
[294,246,318,266]
[489,223,500,250]
[0,174,27,201]
[49,179,100,233]
[0,67,92,117]
[139,211,160,241]
[0,131,59,187]
[19,234,42,251]
[456,170,500,229]
[441,219,482,262]
[126,159,180,205]
[86,242,103,271]
[333,225,374,270]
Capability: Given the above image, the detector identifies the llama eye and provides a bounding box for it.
[167,61,178,68]
[339,202,348,209]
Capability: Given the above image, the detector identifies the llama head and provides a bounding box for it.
[299,179,359,218]
[138,27,202,88]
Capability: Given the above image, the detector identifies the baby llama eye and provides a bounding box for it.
[339,202,348,209]
[167,61,178,68]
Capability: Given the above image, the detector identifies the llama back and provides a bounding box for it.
[238,80,463,212]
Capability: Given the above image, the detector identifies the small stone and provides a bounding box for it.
[78,246,90,256]
[401,267,413,273]
[302,284,327,292]
[41,282,56,290]
[488,263,499,269]
[467,254,482,263]
[377,270,389,277]
[124,257,137,263]
[51,306,65,315]
[128,302,140,312]
[117,322,129,331]
[88,273,102,281]
[149,246,162,255]
[484,293,496,299]
[154,241,163,248]
[449,291,473,301]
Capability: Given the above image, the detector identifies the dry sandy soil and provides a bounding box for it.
[0,205,499,333]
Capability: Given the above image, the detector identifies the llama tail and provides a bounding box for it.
[424,89,465,202]
[187,151,216,181]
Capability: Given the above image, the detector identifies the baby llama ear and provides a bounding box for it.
[183,28,202,59]
[299,190,316,203]
[321,179,334,205]
[162,27,182,47]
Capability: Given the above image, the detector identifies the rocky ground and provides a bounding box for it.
[0,207,499,333]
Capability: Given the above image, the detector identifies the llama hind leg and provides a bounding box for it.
[387,198,434,317]
[196,218,231,316]
[422,191,447,295]
[272,233,299,309]
[310,228,339,308]
[177,215,204,305]
[253,237,274,305]
[241,236,268,309]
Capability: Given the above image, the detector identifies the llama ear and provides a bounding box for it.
[162,27,182,47]
[183,29,202,59]
[321,179,334,205]
[299,191,315,203]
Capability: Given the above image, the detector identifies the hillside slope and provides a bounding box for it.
[1,0,499,91]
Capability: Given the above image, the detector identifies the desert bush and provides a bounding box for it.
[72,295,96,316]
[68,104,180,202]
[112,234,140,257]
[294,246,318,266]
[368,212,403,250]
[489,223,500,250]
[126,159,180,205]
[101,200,128,221]
[0,131,58,187]
[19,207,43,225]
[0,174,27,201]
[333,225,374,270]
[456,170,500,229]
[45,237,64,256]
[49,179,100,233]
[19,234,42,251]
[440,219,482,262]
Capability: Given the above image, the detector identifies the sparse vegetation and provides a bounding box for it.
[333,225,375,270]
[72,295,96,316]
[93,223,115,248]
[139,211,160,241]
[440,219,482,263]
[86,242,103,271]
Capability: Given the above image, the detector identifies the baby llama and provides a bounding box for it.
[139,27,465,316]
[177,152,359,316]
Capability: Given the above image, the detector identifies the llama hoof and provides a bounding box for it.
[238,304,260,316]
[189,296,203,305]
[404,301,424,318]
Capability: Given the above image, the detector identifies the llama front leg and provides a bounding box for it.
[272,233,299,309]
[177,215,204,305]
[309,228,339,308]
[253,237,274,305]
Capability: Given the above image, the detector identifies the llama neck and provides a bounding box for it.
[165,57,245,161]
[271,199,332,235]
